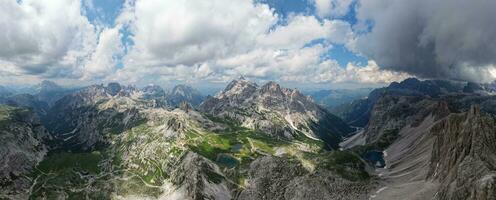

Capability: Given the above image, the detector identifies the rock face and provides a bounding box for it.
[238,156,371,200]
[334,78,467,127]
[0,105,50,199]
[428,106,496,200]
[141,84,167,100]
[168,152,233,200]
[167,84,205,107]
[364,95,450,143]
[44,83,145,150]
[350,90,496,200]
[200,78,353,148]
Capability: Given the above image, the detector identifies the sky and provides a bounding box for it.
[0,0,495,89]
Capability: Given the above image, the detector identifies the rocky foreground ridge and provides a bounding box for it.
[0,106,50,199]
[344,78,496,200]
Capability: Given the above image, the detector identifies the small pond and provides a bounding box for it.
[363,150,385,168]
[216,154,239,168]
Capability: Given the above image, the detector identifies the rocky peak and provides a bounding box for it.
[106,82,122,96]
[141,84,166,99]
[179,101,193,113]
[171,85,196,97]
[37,80,62,93]
[260,81,286,97]
[167,84,204,107]
[223,77,257,92]
[218,78,258,101]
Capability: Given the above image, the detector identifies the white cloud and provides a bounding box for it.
[282,60,411,84]
[0,0,411,87]
[0,0,97,77]
[83,26,123,78]
[122,0,277,68]
[113,0,374,85]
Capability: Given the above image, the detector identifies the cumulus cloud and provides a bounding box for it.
[0,0,412,87]
[281,60,410,84]
[0,0,97,78]
[122,0,277,68]
[355,0,496,82]
[83,26,123,78]
[114,0,388,85]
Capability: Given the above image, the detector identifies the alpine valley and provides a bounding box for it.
[1,77,495,200]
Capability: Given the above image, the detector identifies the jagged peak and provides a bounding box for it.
[262,81,279,87]
[261,81,282,92]
[106,82,122,96]
[37,80,62,92]
[223,78,258,94]
[172,84,194,92]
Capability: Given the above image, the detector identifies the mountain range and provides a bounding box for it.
[0,78,495,200]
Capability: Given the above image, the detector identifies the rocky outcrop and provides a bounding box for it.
[0,106,50,199]
[428,106,496,200]
[200,78,353,148]
[364,95,450,143]
[238,156,371,200]
[168,152,233,200]
[44,83,145,151]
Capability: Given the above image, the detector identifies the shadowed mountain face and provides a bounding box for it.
[199,78,354,149]
[166,84,205,107]
[332,78,496,127]
[32,80,75,107]
[0,105,50,199]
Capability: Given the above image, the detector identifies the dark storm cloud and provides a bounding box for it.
[355,0,496,82]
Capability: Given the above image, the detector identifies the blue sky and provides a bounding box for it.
[1,0,493,88]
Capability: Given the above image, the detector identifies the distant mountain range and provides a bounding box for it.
[1,78,495,200]
[333,78,496,127]
[306,88,373,111]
